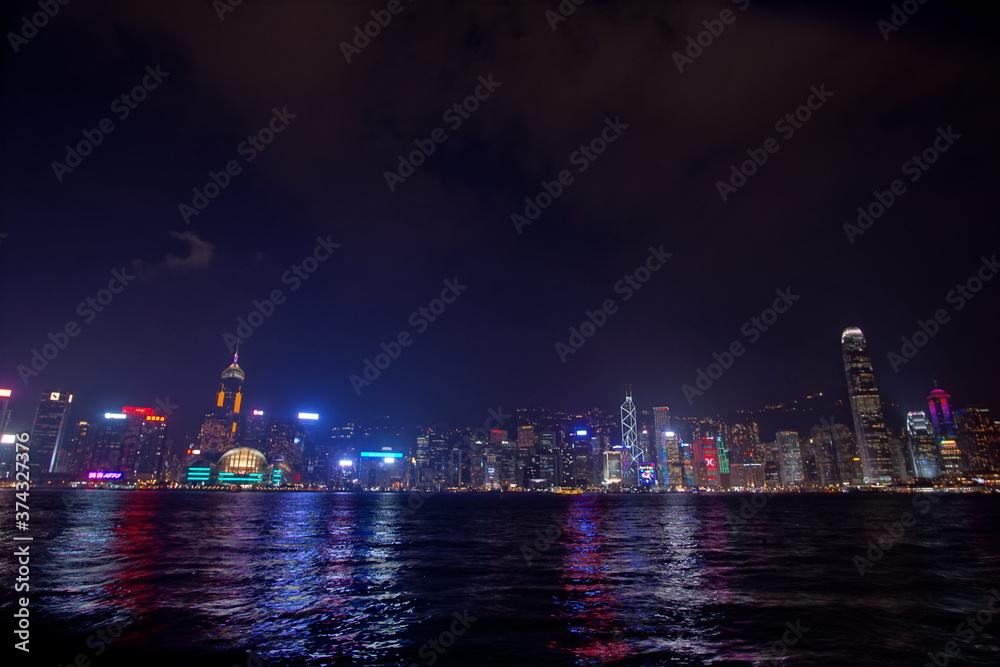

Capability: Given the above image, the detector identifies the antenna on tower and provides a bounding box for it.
[234,339,241,363]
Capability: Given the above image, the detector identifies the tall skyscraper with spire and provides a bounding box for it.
[198,349,245,456]
[841,328,895,483]
[217,349,245,435]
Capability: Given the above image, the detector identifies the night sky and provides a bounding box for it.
[2,0,998,438]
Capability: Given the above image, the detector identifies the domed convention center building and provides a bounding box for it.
[217,446,268,485]
[184,446,289,487]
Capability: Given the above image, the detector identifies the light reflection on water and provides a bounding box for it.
[4,490,999,666]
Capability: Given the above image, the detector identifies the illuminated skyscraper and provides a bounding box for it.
[602,449,623,484]
[515,425,537,487]
[927,388,962,473]
[716,435,731,489]
[415,433,430,484]
[679,441,695,487]
[88,407,167,481]
[651,407,671,486]
[955,406,999,473]
[564,428,595,489]
[266,418,301,473]
[426,429,449,487]
[809,422,859,486]
[537,429,559,487]
[638,408,655,460]
[692,437,719,488]
[724,421,763,465]
[763,440,781,486]
[776,430,804,487]
[500,432,518,488]
[841,328,894,483]
[132,410,168,479]
[906,411,941,479]
[89,412,127,472]
[652,407,671,441]
[64,421,94,475]
[664,431,682,487]
[0,389,14,480]
[29,390,73,476]
[217,352,245,436]
[0,388,12,436]
[297,412,330,483]
[199,352,246,455]
[927,388,957,439]
[620,386,641,483]
[243,409,268,451]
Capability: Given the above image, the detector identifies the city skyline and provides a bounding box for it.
[4,322,997,440]
[5,325,998,490]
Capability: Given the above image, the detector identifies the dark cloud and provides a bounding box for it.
[1,0,997,437]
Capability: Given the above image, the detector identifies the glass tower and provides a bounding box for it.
[29,390,73,476]
[841,328,894,483]
[906,411,941,479]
